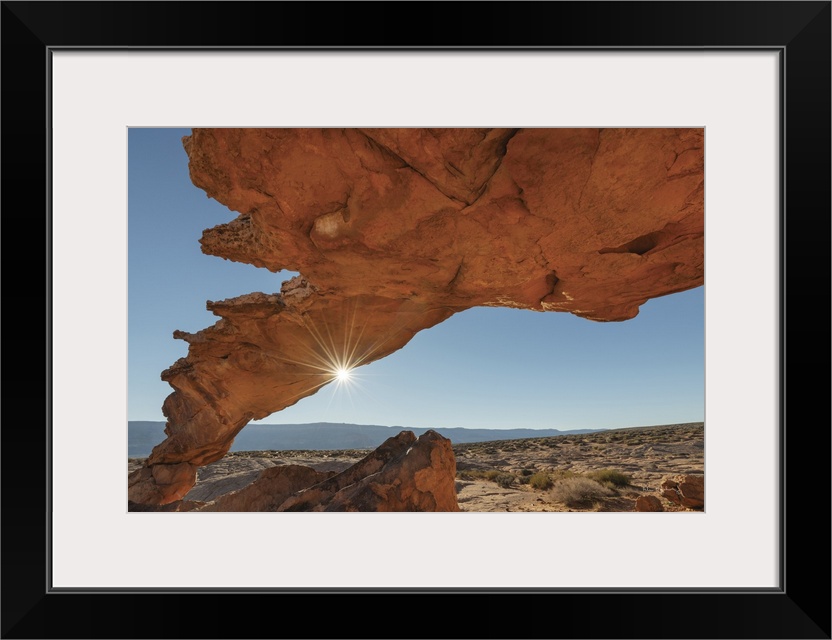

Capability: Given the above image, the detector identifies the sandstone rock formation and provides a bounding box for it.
[635,495,664,512]
[280,430,459,512]
[144,430,457,512]
[127,499,205,512]
[128,128,704,505]
[202,464,334,512]
[661,474,705,509]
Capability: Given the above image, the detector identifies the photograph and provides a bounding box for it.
[128,127,705,513]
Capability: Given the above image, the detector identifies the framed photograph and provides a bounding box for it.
[4,2,829,638]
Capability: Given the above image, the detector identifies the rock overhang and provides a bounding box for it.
[128,127,704,505]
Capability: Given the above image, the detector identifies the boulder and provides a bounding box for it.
[190,430,460,512]
[127,500,205,512]
[634,495,664,512]
[661,474,705,509]
[272,430,459,512]
[202,465,334,512]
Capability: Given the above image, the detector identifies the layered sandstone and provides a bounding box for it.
[129,128,704,506]
[133,430,459,512]
[276,430,459,512]
[203,464,334,512]
[661,474,705,510]
[635,495,664,512]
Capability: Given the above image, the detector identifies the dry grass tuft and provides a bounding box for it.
[528,471,553,490]
[548,477,615,507]
[586,468,631,488]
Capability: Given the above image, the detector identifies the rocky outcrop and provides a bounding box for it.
[129,128,704,505]
[202,465,334,512]
[298,430,459,512]
[192,430,459,512]
[661,474,705,509]
[635,495,664,512]
[128,461,197,504]
[127,500,205,512]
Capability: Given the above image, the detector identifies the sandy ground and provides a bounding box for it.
[128,422,703,512]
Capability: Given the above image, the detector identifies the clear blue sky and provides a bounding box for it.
[129,128,704,431]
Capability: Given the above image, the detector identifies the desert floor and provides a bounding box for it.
[128,422,703,512]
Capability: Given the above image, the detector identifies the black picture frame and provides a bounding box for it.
[2,2,829,638]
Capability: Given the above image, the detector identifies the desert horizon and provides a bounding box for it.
[128,419,619,458]
[129,421,703,513]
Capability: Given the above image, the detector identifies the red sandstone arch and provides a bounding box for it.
[128,128,703,505]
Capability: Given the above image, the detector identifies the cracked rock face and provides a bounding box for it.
[207,430,459,512]
[128,128,704,506]
[130,431,459,512]
[661,474,705,509]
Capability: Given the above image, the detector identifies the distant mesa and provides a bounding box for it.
[127,421,608,458]
[129,128,704,506]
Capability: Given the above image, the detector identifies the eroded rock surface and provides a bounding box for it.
[127,500,206,512]
[283,430,459,512]
[635,495,664,512]
[203,465,334,512]
[661,474,705,509]
[129,128,703,505]
[176,430,459,512]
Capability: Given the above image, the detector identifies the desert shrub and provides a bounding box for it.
[549,477,615,507]
[518,468,536,484]
[549,469,578,481]
[494,472,516,488]
[587,469,631,488]
[529,471,553,490]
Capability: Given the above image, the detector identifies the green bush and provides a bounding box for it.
[586,469,631,488]
[529,472,553,490]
